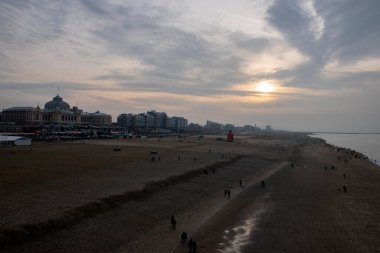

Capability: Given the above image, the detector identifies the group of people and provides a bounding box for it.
[171,216,197,252]
[170,177,270,252]
[187,238,197,252]
[224,189,231,198]
[181,233,197,253]
[325,154,350,194]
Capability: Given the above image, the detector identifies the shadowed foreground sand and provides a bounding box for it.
[1,133,379,252]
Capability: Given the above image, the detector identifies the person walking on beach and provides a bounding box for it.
[261,180,265,188]
[192,240,197,252]
[239,180,242,188]
[224,189,227,198]
[187,239,197,253]
[188,238,193,252]
[227,190,231,199]
[171,215,177,231]
[181,232,187,245]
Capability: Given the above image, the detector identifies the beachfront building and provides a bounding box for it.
[0,135,32,147]
[116,111,188,133]
[81,111,112,125]
[204,120,223,134]
[117,113,134,128]
[224,124,235,131]
[147,110,167,129]
[2,107,43,123]
[1,94,112,126]
[167,116,188,132]
[133,113,146,128]
[187,123,203,133]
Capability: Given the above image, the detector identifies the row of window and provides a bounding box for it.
[3,112,111,124]
[0,140,14,147]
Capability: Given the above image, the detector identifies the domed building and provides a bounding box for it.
[44,95,70,111]
[2,94,112,126]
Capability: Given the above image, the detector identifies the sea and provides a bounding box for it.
[310,133,380,165]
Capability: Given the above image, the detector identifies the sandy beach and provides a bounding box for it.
[1,133,379,252]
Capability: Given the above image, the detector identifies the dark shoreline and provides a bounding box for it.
[309,134,380,166]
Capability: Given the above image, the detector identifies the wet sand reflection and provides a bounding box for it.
[217,205,266,253]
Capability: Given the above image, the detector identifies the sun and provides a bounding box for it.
[256,81,274,93]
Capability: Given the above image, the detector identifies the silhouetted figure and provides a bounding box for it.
[222,154,224,158]
[171,215,177,230]
[224,189,227,198]
[188,239,193,252]
[192,241,197,252]
[343,185,347,193]
[227,190,231,199]
[261,180,265,188]
[181,232,187,245]
[291,163,294,168]
[178,155,181,161]
[239,180,242,188]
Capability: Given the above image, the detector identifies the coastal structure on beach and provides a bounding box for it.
[1,94,112,126]
[227,130,234,142]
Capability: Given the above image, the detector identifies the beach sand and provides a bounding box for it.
[1,133,379,252]
[189,137,380,253]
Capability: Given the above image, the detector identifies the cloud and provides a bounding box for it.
[315,0,380,63]
[266,0,380,88]
[0,1,67,50]
[0,0,380,131]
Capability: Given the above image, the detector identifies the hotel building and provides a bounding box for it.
[2,94,112,126]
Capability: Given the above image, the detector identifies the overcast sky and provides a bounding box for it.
[0,0,379,132]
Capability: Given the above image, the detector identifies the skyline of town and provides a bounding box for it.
[0,92,269,129]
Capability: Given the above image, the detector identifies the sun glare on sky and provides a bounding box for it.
[255,81,275,93]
